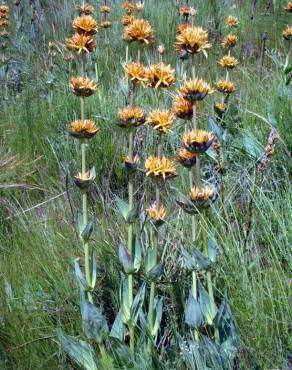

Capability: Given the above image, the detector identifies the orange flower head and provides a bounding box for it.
[135,2,144,12]
[189,186,214,202]
[0,5,9,19]
[145,156,177,180]
[175,26,211,56]
[214,102,227,117]
[0,18,9,28]
[123,18,155,45]
[122,14,135,26]
[146,109,176,134]
[221,34,238,48]
[145,62,176,89]
[100,20,111,29]
[146,203,166,226]
[285,2,292,12]
[182,129,214,153]
[99,5,110,13]
[70,77,97,97]
[218,55,239,69]
[76,3,95,15]
[176,148,197,168]
[72,15,98,35]
[66,33,96,53]
[172,95,193,120]
[118,106,145,128]
[283,26,292,40]
[123,1,135,14]
[69,120,99,139]
[125,62,146,85]
[177,23,191,34]
[216,80,235,94]
[226,16,239,28]
[180,79,214,102]
[179,5,196,17]
[123,154,139,172]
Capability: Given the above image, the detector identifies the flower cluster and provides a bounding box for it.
[66,14,97,54]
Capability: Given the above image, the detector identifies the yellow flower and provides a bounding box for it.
[146,109,176,134]
[0,5,9,19]
[69,120,98,139]
[123,1,135,14]
[218,55,239,69]
[283,26,292,40]
[145,156,177,180]
[125,62,146,85]
[123,154,139,172]
[146,203,166,226]
[214,102,227,116]
[118,106,145,128]
[145,62,176,89]
[135,2,144,12]
[72,15,98,35]
[176,148,197,168]
[226,16,239,28]
[182,129,214,153]
[221,34,238,48]
[285,2,292,12]
[172,95,193,120]
[189,186,214,202]
[100,5,110,13]
[122,15,135,26]
[100,20,111,29]
[123,18,155,45]
[66,33,96,53]
[70,77,97,97]
[73,169,95,190]
[175,26,211,57]
[216,80,235,94]
[180,79,214,102]
[76,3,95,15]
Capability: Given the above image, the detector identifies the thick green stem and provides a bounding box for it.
[99,342,110,369]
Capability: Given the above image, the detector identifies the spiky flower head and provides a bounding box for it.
[175,26,211,57]
[172,95,193,120]
[146,203,166,226]
[285,2,292,12]
[0,5,9,19]
[118,106,145,128]
[182,129,214,153]
[145,62,176,89]
[218,55,239,69]
[179,5,196,17]
[100,20,111,29]
[176,148,197,168]
[70,77,97,97]
[123,1,135,15]
[72,15,98,35]
[282,26,292,40]
[145,156,177,180]
[100,5,110,13]
[189,186,215,208]
[135,2,144,12]
[180,79,214,102]
[177,23,191,34]
[122,14,135,26]
[226,16,239,28]
[125,62,146,85]
[123,18,155,45]
[123,154,139,173]
[76,3,95,15]
[146,109,176,134]
[221,34,238,48]
[66,33,96,53]
[216,80,235,94]
[214,102,227,117]
[69,120,98,139]
[73,168,96,191]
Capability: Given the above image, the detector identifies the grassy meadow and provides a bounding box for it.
[0,0,291,369]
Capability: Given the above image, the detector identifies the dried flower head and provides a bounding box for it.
[226,16,239,28]
[145,156,177,180]
[123,18,155,45]
[221,34,238,48]
[175,26,211,56]
[48,40,57,57]
[0,5,9,19]
[0,18,9,28]
[257,129,279,172]
[182,129,214,153]
[180,79,214,102]
[172,95,193,120]
[69,120,98,139]
[282,26,292,40]
[76,3,95,15]
[100,5,110,13]
[125,62,146,85]
[145,62,176,88]
[0,29,9,38]
[157,44,165,55]
[122,14,135,26]
[100,20,111,29]
[216,80,235,94]
[72,15,98,35]
[285,2,292,12]
[176,148,197,168]
[177,23,191,34]
[146,203,166,226]
[135,2,144,12]
[123,1,135,14]
[70,77,97,97]
[118,106,145,128]
[218,55,239,69]
[66,33,96,53]
[147,109,176,134]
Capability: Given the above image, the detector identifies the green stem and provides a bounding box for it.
[99,342,109,369]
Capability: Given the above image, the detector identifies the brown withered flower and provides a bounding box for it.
[282,26,292,40]
[172,95,193,120]
[100,20,111,29]
[118,106,145,128]
[146,109,176,134]
[122,15,135,26]
[70,77,97,97]
[72,15,98,35]
[157,44,165,55]
[66,33,96,53]
[0,5,9,19]
[76,3,95,15]
[226,16,239,28]
[145,62,176,89]
[145,156,177,180]
[218,55,239,69]
[182,129,214,153]
[176,148,197,168]
[123,18,155,45]
[221,34,238,48]
[285,2,292,12]
[216,80,236,94]
[125,62,146,85]
[175,26,211,56]
[180,79,214,102]
[69,120,99,139]
[100,5,110,13]
[146,203,166,227]
[257,129,279,172]
[0,19,9,28]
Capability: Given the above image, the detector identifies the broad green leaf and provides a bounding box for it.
[82,218,96,242]
[129,282,146,326]
[74,259,89,290]
[185,289,204,329]
[132,235,142,273]
[119,243,133,274]
[199,287,217,325]
[115,195,130,221]
[121,278,131,324]
[151,297,163,336]
[208,237,217,263]
[110,309,125,342]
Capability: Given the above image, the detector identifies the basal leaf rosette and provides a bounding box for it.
[69,120,99,140]
[145,156,177,181]
[180,79,214,103]
[72,15,98,35]
[73,167,96,191]
[118,106,145,129]
[146,109,176,134]
[182,129,214,154]
[123,18,155,45]
[177,185,217,214]
[176,148,197,169]
[70,77,97,97]
[145,63,176,89]
[175,26,211,57]
[146,203,166,227]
